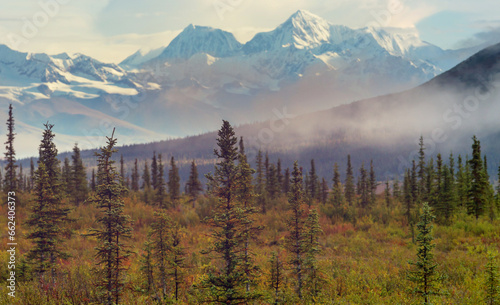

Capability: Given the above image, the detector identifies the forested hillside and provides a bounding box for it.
[1,107,500,304]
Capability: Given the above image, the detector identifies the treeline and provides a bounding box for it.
[2,104,500,304]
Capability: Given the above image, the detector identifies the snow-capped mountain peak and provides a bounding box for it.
[243,10,332,53]
[156,24,242,60]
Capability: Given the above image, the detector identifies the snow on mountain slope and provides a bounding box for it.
[119,46,166,69]
[0,44,138,103]
[155,24,242,60]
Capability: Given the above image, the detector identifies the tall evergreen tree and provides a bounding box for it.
[369,160,377,206]
[150,211,170,298]
[71,143,88,205]
[344,155,355,206]
[303,209,323,299]
[267,164,280,200]
[27,123,70,285]
[156,154,167,208]
[201,120,258,303]
[456,155,469,208]
[236,137,260,293]
[119,154,126,188]
[139,237,155,294]
[285,161,307,300]
[131,159,139,191]
[88,130,132,305]
[168,156,181,205]
[4,104,17,193]
[27,162,66,284]
[29,158,35,192]
[91,169,96,192]
[385,179,391,208]
[283,168,290,195]
[142,161,152,204]
[151,152,158,190]
[407,203,440,304]
[141,161,151,190]
[168,221,187,302]
[186,160,203,207]
[309,159,318,202]
[277,159,283,194]
[468,136,488,220]
[358,163,369,208]
[255,150,265,196]
[332,163,344,207]
[418,136,426,201]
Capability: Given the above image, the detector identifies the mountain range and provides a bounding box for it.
[0,10,496,158]
[40,41,500,186]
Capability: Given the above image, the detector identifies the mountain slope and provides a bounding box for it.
[71,42,500,183]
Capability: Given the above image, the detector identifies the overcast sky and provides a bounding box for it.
[1,0,499,63]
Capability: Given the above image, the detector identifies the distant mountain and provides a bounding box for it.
[119,46,166,69]
[70,41,500,184]
[1,10,495,157]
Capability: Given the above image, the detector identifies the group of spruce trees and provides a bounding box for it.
[4,101,500,304]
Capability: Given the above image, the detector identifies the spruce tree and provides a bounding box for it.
[255,150,265,196]
[168,221,187,302]
[303,209,323,299]
[236,137,260,293]
[29,158,35,192]
[267,164,280,200]
[142,161,152,204]
[119,154,126,188]
[142,161,151,190]
[285,161,307,300]
[468,136,488,220]
[139,237,155,294]
[369,160,377,206]
[418,136,426,201]
[168,156,181,206]
[71,143,88,205]
[277,159,283,194]
[344,155,355,206]
[91,169,96,192]
[201,120,258,303]
[309,159,318,202]
[156,154,167,208]
[332,163,344,207]
[186,160,202,207]
[358,163,369,208]
[151,152,158,190]
[26,162,67,284]
[88,130,132,305]
[131,158,139,191]
[27,123,70,285]
[283,168,290,194]
[385,179,391,208]
[407,202,440,304]
[150,211,170,298]
[4,104,17,193]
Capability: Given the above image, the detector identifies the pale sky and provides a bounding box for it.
[0,0,499,63]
